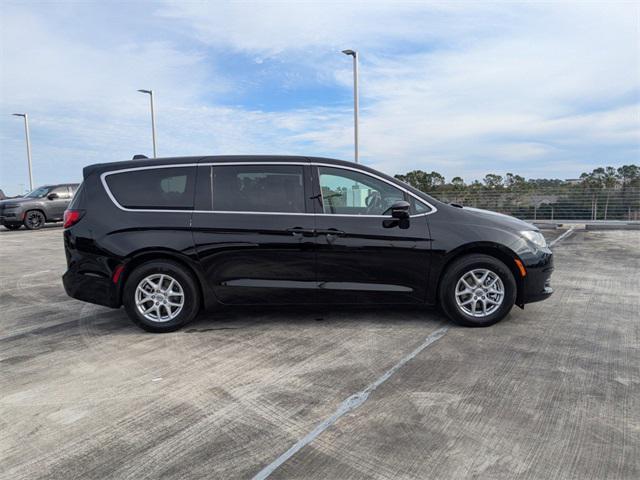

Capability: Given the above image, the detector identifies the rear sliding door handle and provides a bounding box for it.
[287,227,315,237]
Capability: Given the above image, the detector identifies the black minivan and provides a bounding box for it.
[62,155,553,332]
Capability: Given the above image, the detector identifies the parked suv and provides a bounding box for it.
[1,184,79,230]
[62,156,553,332]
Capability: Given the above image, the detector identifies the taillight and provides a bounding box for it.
[63,209,85,228]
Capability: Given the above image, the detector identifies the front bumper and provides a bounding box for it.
[0,211,23,225]
[521,253,554,304]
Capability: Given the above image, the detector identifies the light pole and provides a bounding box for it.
[137,89,157,157]
[11,113,34,191]
[342,49,359,163]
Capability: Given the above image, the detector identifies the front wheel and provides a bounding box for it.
[439,254,516,327]
[123,260,201,332]
[23,210,46,230]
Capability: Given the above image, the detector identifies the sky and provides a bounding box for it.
[0,0,638,195]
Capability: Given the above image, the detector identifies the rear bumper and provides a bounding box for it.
[62,228,121,308]
[62,269,120,308]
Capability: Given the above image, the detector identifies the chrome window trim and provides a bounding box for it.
[100,163,200,212]
[100,161,437,217]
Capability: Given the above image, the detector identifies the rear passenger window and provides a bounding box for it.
[106,167,196,209]
[211,165,305,213]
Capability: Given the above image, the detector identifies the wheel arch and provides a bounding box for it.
[117,249,212,309]
[434,242,526,307]
[24,208,48,221]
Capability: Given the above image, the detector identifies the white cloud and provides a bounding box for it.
[158,1,492,55]
[0,1,638,195]
[149,0,640,181]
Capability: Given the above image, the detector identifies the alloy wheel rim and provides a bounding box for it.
[27,212,43,228]
[455,268,504,318]
[135,274,185,323]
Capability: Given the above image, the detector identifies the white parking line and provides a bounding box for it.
[252,326,449,480]
[549,227,576,248]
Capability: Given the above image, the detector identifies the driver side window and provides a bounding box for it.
[318,167,404,215]
[51,186,71,199]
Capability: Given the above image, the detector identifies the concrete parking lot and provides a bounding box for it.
[1,226,638,479]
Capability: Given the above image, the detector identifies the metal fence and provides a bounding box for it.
[427,188,640,221]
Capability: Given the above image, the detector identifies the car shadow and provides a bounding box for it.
[0,223,63,233]
[186,304,449,332]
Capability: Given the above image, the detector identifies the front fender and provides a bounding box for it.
[426,211,539,305]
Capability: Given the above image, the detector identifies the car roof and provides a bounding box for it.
[83,155,359,177]
[81,154,443,207]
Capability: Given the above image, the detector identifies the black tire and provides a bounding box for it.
[3,224,22,230]
[23,210,46,230]
[439,254,516,327]
[123,260,201,333]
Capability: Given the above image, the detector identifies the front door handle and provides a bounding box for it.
[318,229,345,244]
[316,229,345,237]
[287,227,315,237]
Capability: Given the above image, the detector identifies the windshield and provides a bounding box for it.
[24,186,51,198]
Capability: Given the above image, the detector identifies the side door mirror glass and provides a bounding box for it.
[47,192,59,200]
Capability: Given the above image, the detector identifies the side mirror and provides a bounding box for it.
[390,200,410,219]
[47,192,59,200]
[383,200,411,229]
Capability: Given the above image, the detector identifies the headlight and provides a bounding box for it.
[3,204,20,209]
[520,230,547,248]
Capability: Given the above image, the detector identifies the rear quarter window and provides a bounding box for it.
[105,167,196,210]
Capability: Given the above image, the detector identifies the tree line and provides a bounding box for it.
[394,165,640,221]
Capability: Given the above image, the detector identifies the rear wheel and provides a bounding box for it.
[23,210,46,230]
[123,260,201,332]
[439,254,516,327]
[3,224,22,230]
